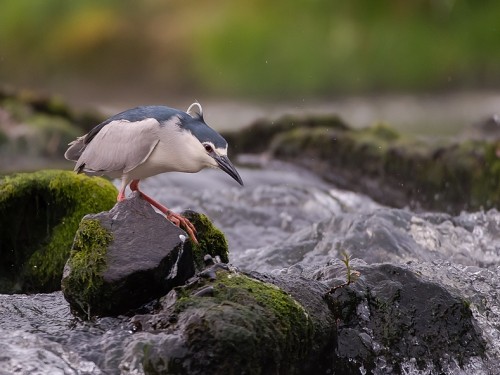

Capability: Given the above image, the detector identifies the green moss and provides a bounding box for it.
[0,170,117,293]
[61,218,112,318]
[363,122,400,141]
[222,114,349,155]
[182,211,229,268]
[217,272,310,336]
[171,269,313,374]
[262,115,500,212]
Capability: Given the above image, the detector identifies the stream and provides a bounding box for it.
[1,161,499,374]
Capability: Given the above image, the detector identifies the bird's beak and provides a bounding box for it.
[213,155,244,186]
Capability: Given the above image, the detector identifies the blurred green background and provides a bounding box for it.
[1,0,499,103]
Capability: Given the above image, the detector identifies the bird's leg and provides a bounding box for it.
[129,179,198,244]
[117,179,128,202]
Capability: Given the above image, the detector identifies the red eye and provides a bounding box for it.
[204,144,213,152]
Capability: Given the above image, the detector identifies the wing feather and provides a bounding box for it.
[73,118,162,176]
[64,136,86,161]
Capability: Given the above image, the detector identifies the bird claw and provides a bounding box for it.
[127,184,199,244]
[166,211,199,245]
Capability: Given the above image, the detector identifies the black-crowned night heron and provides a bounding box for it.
[65,102,243,243]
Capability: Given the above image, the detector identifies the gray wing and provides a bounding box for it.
[67,118,161,176]
[64,135,86,161]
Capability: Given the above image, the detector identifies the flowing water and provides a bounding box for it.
[1,161,499,374]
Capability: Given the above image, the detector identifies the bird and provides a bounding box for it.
[64,102,243,243]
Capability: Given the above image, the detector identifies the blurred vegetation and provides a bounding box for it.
[0,0,499,98]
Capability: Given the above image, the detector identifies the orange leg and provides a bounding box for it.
[117,189,126,202]
[129,179,198,244]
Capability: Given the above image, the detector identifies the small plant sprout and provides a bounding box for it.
[326,251,361,294]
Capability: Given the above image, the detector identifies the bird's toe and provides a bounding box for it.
[167,212,199,244]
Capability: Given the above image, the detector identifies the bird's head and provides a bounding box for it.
[181,102,243,186]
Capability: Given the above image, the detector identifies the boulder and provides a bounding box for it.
[0,170,117,293]
[129,263,334,375]
[122,258,486,374]
[61,193,229,319]
[223,115,500,213]
[306,259,486,374]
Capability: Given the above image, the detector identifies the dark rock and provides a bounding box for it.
[298,259,486,374]
[0,170,117,293]
[61,192,196,318]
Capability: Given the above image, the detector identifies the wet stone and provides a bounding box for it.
[286,259,488,374]
[61,192,195,318]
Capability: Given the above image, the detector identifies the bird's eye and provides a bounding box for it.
[204,144,213,153]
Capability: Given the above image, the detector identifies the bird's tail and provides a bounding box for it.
[64,136,86,161]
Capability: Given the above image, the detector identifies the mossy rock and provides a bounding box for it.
[139,268,316,374]
[222,114,349,155]
[0,87,104,130]
[183,210,229,269]
[61,218,113,318]
[62,194,199,319]
[0,170,117,293]
[232,113,500,212]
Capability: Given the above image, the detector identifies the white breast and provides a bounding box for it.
[125,125,209,180]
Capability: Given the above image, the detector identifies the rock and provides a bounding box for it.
[130,263,334,375]
[0,87,104,170]
[183,210,229,267]
[124,258,486,374]
[0,170,117,293]
[0,86,104,133]
[222,113,349,155]
[224,115,500,213]
[61,193,229,319]
[294,259,486,374]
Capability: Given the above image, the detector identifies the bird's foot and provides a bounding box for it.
[166,211,199,245]
[127,180,199,244]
